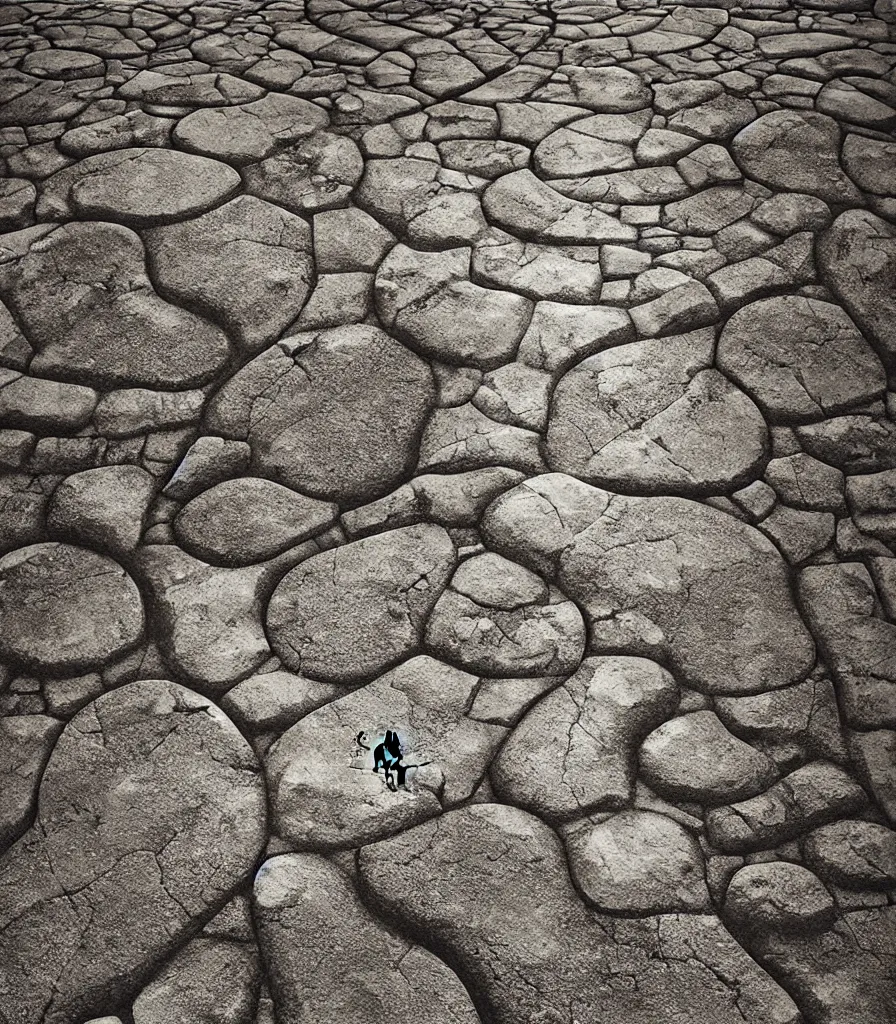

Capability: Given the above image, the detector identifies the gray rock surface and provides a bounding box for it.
[483,169,636,244]
[818,209,896,371]
[851,729,896,825]
[639,710,778,805]
[547,329,768,494]
[244,130,363,214]
[803,819,896,890]
[0,222,232,389]
[266,655,505,847]
[726,887,896,1024]
[491,655,679,819]
[145,196,314,353]
[724,862,835,935]
[359,805,799,1024]
[137,545,273,692]
[471,229,603,303]
[567,809,710,913]
[173,93,328,164]
[424,552,586,677]
[0,373,97,433]
[0,715,62,849]
[221,670,342,735]
[706,762,867,853]
[482,475,815,695]
[375,243,533,369]
[3,1,895,1018]
[66,148,241,225]
[131,936,260,1024]
[847,468,896,543]
[254,853,481,1024]
[174,477,337,566]
[356,157,489,247]
[799,562,896,730]
[0,543,144,672]
[0,680,266,1024]
[517,301,635,373]
[717,296,886,422]
[267,525,456,683]
[731,110,860,204]
[47,466,155,555]
[205,325,434,502]
[715,677,847,768]
[163,437,251,503]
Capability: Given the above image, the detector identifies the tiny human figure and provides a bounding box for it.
[350,728,430,790]
[372,730,408,792]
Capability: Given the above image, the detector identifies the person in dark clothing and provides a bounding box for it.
[372,729,407,791]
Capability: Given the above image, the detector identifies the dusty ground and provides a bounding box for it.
[0,0,895,1021]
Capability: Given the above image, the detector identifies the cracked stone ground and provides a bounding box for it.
[1,0,896,1023]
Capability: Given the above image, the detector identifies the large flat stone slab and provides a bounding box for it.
[359,805,800,1024]
[0,680,266,1024]
[482,474,816,695]
[205,325,435,502]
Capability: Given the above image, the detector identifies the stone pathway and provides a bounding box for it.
[0,0,895,1021]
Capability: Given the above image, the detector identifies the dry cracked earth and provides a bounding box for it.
[1,0,896,1021]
